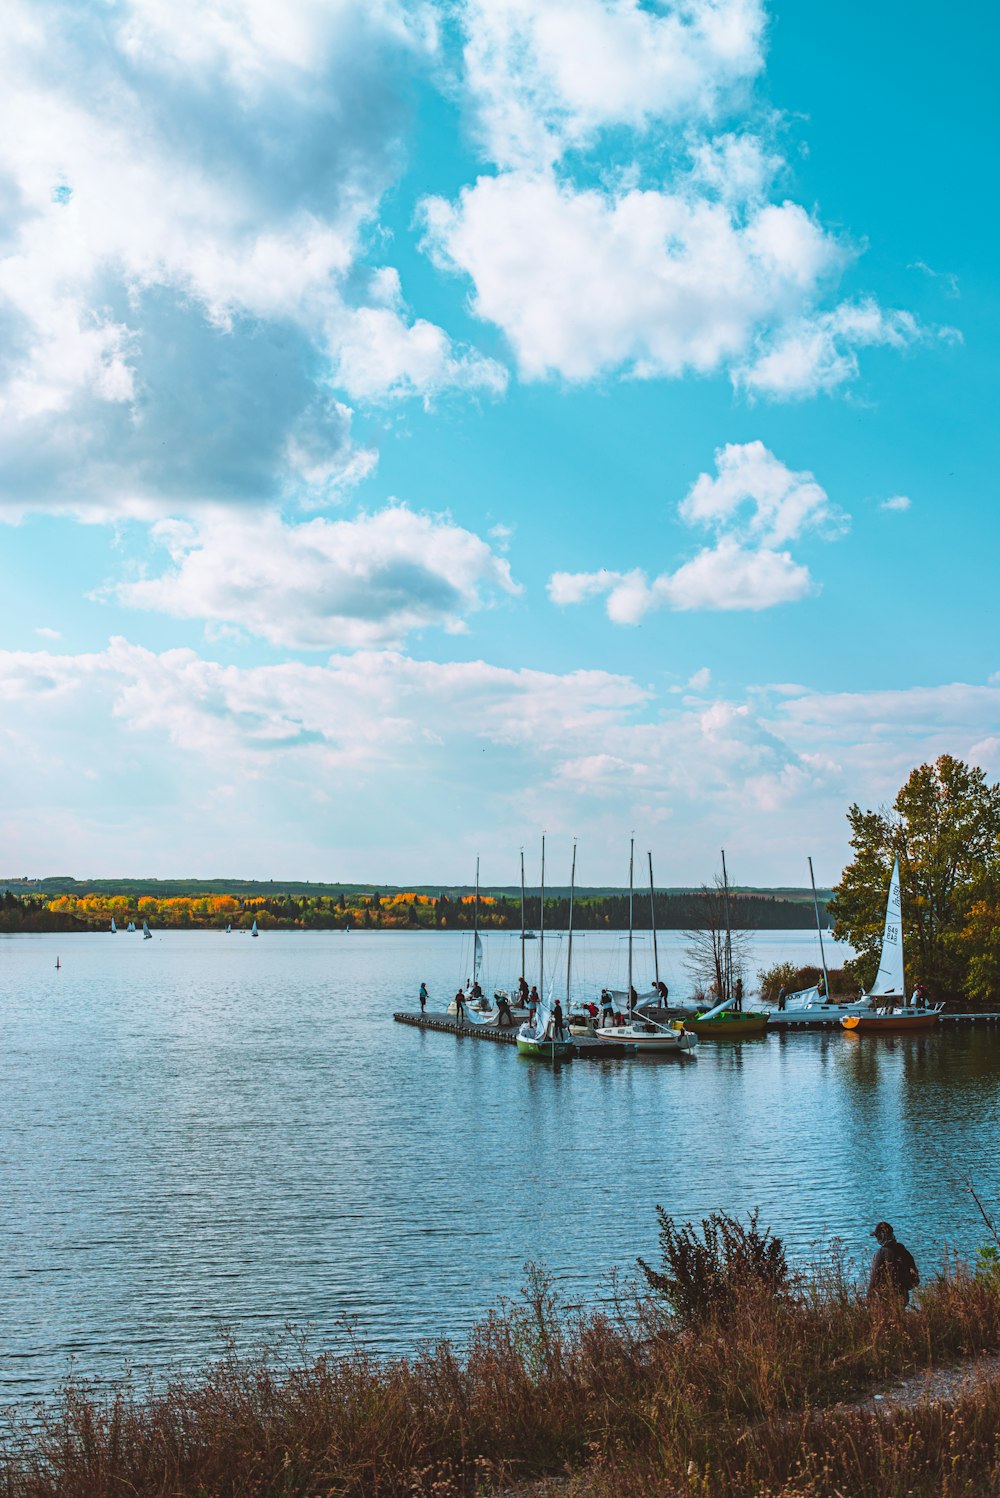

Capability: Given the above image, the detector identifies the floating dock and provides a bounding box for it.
[393,1011,632,1056]
[395,1009,1000,1048]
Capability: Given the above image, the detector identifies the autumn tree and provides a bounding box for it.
[830,755,1000,996]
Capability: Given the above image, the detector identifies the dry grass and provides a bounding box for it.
[1,1246,998,1497]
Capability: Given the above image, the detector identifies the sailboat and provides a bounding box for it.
[772,858,872,1027]
[517,836,574,1060]
[225,923,232,934]
[142,919,152,939]
[251,919,259,938]
[55,956,61,970]
[127,921,136,933]
[841,859,942,1033]
[685,850,769,1038]
[110,917,117,933]
[594,840,696,1053]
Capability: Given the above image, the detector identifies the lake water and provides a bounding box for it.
[1,928,998,1406]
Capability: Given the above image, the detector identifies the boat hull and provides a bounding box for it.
[841,1009,942,1034]
[592,1028,696,1054]
[686,1011,769,1038]
[516,1036,575,1059]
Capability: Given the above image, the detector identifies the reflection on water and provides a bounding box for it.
[0,929,998,1405]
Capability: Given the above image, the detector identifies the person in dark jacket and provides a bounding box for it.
[868,1221,920,1304]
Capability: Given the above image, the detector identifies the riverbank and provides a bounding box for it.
[2,1225,998,1497]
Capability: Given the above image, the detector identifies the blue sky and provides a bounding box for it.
[0,0,996,886]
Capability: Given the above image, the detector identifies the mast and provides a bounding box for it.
[520,847,526,985]
[808,856,830,998]
[566,839,577,1006]
[473,855,480,985]
[539,834,545,1000]
[720,848,733,1006]
[627,835,634,1004]
[648,849,660,986]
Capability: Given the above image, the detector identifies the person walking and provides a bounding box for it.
[867,1221,920,1305]
[418,981,428,1014]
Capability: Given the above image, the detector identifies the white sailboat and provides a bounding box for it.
[842,858,943,1032]
[594,839,696,1054]
[142,919,152,939]
[126,921,136,932]
[517,836,574,1059]
[110,917,117,933]
[251,919,259,937]
[771,857,872,1027]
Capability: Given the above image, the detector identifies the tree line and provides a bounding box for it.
[0,887,819,934]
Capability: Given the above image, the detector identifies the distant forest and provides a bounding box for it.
[0,886,825,933]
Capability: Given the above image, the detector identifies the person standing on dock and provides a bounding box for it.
[552,999,566,1040]
[419,981,428,1014]
[868,1222,919,1306]
[599,988,614,1028]
[454,988,466,1022]
[528,986,539,1024]
[733,977,744,1012]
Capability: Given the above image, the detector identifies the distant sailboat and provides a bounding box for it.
[142,919,152,939]
[110,917,117,933]
[127,921,136,933]
[55,956,61,970]
[225,923,232,934]
[251,919,259,937]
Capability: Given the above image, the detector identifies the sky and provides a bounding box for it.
[0,0,997,887]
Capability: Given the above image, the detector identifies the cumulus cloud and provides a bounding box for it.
[458,0,766,170]
[549,442,839,621]
[420,0,940,397]
[881,495,911,513]
[422,172,845,384]
[107,506,521,648]
[0,0,502,515]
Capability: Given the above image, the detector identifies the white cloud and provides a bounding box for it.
[458,0,765,169]
[735,298,947,399]
[422,171,845,384]
[107,506,521,649]
[0,0,501,515]
[549,441,839,621]
[3,637,997,880]
[881,495,911,513]
[679,439,846,546]
[34,626,61,640]
[422,1,939,399]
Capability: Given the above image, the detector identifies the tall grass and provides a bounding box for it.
[1,1224,998,1496]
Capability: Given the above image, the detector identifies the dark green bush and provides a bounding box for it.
[637,1208,789,1326]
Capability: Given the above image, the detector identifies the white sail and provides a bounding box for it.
[251,919,259,936]
[870,858,904,996]
[110,917,117,933]
[474,931,483,981]
[142,919,152,938]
